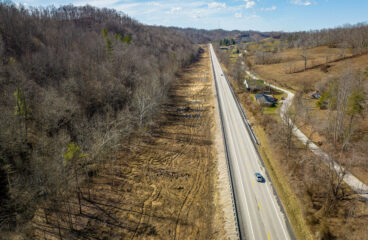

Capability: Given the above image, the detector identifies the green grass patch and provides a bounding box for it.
[250,94,256,102]
[247,79,265,87]
[263,106,277,114]
[243,39,283,53]
[229,57,236,64]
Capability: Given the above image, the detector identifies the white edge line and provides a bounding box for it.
[211,45,256,240]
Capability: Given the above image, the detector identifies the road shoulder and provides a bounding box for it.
[210,46,239,240]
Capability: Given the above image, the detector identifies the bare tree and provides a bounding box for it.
[229,57,244,87]
[280,107,297,157]
[342,71,366,150]
[338,41,349,59]
[280,23,368,54]
[301,49,308,71]
[321,153,349,217]
[0,3,200,235]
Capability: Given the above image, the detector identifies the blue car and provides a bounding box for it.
[255,173,265,183]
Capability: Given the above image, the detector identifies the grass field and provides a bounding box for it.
[247,39,282,52]
[249,45,366,91]
[247,42,368,184]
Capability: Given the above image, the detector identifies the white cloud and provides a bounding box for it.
[69,0,263,29]
[191,10,203,19]
[167,7,182,14]
[208,2,226,9]
[234,12,242,18]
[291,0,312,6]
[245,14,259,20]
[149,2,160,7]
[261,6,277,11]
[245,0,256,9]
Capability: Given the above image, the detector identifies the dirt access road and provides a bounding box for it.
[31,45,235,240]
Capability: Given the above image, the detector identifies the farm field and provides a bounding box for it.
[247,43,368,184]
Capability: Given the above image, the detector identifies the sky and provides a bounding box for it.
[12,0,368,32]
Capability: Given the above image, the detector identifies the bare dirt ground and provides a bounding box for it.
[30,46,230,239]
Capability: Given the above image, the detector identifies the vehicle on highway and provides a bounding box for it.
[255,173,265,183]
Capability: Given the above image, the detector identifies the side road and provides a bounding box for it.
[245,70,368,200]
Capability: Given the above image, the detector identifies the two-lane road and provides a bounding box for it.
[209,44,293,240]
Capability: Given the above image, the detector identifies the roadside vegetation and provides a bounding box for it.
[0,3,202,238]
[214,29,368,239]
[241,24,368,185]
[28,45,224,239]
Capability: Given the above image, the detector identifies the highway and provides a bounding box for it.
[209,44,293,240]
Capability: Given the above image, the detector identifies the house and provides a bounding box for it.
[265,94,278,102]
[311,91,321,99]
[255,94,277,107]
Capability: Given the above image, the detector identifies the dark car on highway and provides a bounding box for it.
[255,173,265,183]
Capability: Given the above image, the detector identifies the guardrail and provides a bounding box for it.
[221,71,260,146]
[211,45,296,240]
[209,45,242,240]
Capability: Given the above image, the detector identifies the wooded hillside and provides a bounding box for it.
[0,2,199,235]
[171,27,279,44]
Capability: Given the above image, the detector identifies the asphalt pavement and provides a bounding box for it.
[209,44,293,240]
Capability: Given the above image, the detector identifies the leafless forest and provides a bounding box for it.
[281,23,368,52]
[0,2,201,236]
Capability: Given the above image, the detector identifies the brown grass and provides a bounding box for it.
[250,46,368,91]
[249,45,368,184]
[222,55,368,240]
[30,46,227,240]
[255,126,314,240]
